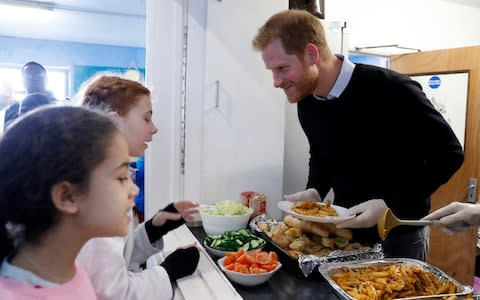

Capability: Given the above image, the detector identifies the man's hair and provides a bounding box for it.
[252,9,331,58]
[21,61,46,73]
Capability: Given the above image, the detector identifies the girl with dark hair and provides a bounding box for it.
[77,75,200,300]
[0,106,138,299]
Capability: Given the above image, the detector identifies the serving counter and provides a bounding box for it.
[160,224,341,300]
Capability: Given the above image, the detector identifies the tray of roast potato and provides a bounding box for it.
[252,215,383,277]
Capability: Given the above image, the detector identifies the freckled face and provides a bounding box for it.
[117,95,158,157]
[261,39,318,103]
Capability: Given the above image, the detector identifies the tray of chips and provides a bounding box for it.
[250,214,383,278]
[318,258,473,300]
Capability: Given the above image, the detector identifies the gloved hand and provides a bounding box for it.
[160,246,200,282]
[336,199,387,229]
[422,201,480,232]
[284,188,321,202]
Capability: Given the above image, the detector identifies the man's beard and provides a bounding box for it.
[286,70,317,103]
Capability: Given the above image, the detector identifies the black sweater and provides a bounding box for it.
[298,64,464,243]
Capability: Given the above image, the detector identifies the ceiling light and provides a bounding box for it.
[0,2,55,21]
[355,45,421,56]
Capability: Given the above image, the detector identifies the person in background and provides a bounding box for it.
[3,93,53,129]
[0,106,137,299]
[3,61,57,130]
[422,202,479,233]
[19,93,53,115]
[77,75,200,300]
[21,61,56,102]
[252,9,464,260]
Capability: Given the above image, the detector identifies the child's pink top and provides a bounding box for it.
[0,263,97,300]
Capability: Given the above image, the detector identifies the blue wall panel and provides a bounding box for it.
[0,35,146,97]
[0,36,145,68]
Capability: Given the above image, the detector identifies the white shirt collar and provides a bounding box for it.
[0,258,59,288]
[313,54,355,101]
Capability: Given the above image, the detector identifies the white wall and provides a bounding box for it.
[144,0,184,218]
[326,0,480,53]
[185,0,287,220]
[146,0,287,220]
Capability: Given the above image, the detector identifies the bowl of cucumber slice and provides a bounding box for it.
[204,228,266,257]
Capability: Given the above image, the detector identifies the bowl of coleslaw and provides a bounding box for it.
[200,200,253,235]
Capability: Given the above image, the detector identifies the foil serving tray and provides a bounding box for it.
[250,215,383,277]
[318,258,473,300]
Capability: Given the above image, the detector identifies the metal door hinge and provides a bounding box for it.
[467,178,477,203]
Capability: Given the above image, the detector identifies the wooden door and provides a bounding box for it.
[390,46,480,285]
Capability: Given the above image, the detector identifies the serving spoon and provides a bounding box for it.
[377,208,438,240]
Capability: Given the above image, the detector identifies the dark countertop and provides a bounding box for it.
[188,226,341,300]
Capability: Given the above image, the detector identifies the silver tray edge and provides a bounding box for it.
[318,258,474,300]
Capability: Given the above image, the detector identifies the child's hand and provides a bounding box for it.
[174,200,199,222]
[151,211,182,227]
[146,202,200,243]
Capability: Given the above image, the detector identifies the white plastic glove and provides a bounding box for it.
[336,199,387,229]
[421,202,480,232]
[284,188,321,202]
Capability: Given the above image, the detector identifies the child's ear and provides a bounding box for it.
[51,181,80,214]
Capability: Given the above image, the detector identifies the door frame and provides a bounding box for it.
[391,46,480,284]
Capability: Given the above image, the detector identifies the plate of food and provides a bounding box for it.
[277,200,354,223]
[318,258,473,300]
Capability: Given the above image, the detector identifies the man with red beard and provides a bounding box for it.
[252,9,463,260]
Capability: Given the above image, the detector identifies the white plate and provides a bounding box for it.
[277,201,354,223]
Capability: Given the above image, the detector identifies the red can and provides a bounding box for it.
[241,191,266,218]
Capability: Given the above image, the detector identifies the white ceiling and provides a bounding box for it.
[0,0,147,47]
